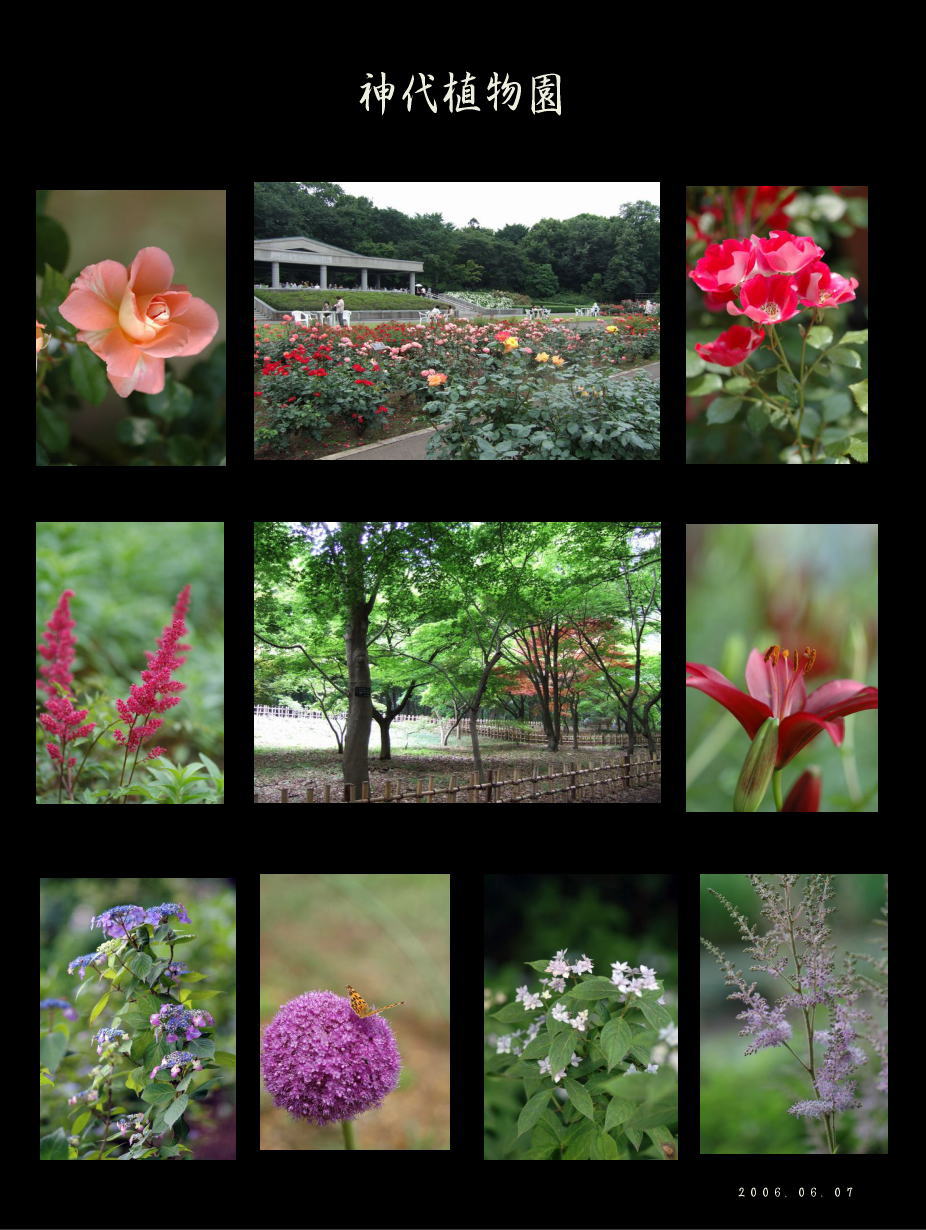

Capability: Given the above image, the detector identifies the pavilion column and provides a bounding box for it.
[319,265,327,290]
[360,268,368,291]
[409,272,416,293]
[271,262,280,289]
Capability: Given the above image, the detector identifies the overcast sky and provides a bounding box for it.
[333,182,660,232]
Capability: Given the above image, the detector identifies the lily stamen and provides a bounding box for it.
[763,644,816,676]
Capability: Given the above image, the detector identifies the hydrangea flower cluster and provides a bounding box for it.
[150,1050,203,1080]
[40,997,78,1020]
[690,230,858,367]
[90,901,190,937]
[67,952,108,979]
[93,1027,128,1054]
[150,1002,214,1043]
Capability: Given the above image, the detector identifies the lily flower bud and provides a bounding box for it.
[782,766,822,812]
[733,716,779,812]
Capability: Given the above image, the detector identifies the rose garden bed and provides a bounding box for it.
[254,315,660,461]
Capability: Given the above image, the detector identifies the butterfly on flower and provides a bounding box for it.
[346,984,404,1019]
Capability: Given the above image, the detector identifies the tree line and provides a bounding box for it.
[254,182,660,301]
[254,522,661,801]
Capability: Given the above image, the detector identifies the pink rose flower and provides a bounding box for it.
[695,324,765,367]
[793,261,859,309]
[58,247,218,398]
[750,231,824,276]
[726,274,800,326]
[689,238,756,295]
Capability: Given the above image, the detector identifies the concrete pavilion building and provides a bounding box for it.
[254,236,424,293]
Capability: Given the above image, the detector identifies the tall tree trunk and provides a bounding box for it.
[342,525,373,801]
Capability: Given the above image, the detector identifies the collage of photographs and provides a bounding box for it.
[37,867,895,1230]
[35,183,869,466]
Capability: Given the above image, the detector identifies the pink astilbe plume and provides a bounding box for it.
[37,588,78,699]
[113,585,191,756]
[36,589,96,794]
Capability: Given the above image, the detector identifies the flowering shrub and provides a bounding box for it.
[701,875,887,1154]
[486,947,678,1160]
[36,586,223,804]
[688,226,867,463]
[41,897,233,1159]
[255,317,660,459]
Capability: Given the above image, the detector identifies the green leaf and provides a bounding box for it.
[36,402,69,454]
[600,1018,633,1070]
[687,372,722,397]
[39,265,72,331]
[639,998,672,1031]
[685,349,705,378]
[849,378,868,414]
[563,1076,596,1122]
[829,346,861,368]
[846,436,868,462]
[89,991,111,1025]
[36,215,69,274]
[822,391,852,423]
[723,376,751,394]
[69,345,109,405]
[645,1125,676,1159]
[626,1094,678,1129]
[705,396,741,425]
[591,1129,620,1159]
[776,368,799,397]
[604,1096,635,1130]
[163,1094,188,1127]
[745,403,770,437]
[805,325,833,350]
[549,1027,577,1079]
[568,976,624,1001]
[840,329,869,346]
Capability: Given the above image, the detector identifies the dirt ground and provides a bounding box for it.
[253,740,660,805]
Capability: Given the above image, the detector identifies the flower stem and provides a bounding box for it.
[341,1118,356,1149]
[773,770,784,811]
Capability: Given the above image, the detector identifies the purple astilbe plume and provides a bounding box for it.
[702,874,888,1154]
[261,991,401,1128]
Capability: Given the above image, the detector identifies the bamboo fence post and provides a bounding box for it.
[281,788,289,804]
[306,788,314,802]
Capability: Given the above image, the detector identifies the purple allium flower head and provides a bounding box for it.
[261,990,401,1126]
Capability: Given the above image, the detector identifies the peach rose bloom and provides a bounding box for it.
[58,246,218,397]
[36,320,47,355]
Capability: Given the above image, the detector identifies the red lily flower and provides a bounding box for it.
[686,645,878,769]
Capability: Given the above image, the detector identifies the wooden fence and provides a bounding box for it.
[254,707,660,748]
[258,750,660,804]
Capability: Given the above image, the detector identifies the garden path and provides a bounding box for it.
[318,363,660,461]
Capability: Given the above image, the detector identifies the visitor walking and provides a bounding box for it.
[335,296,345,326]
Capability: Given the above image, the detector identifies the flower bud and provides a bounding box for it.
[733,717,779,812]
[782,766,822,812]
